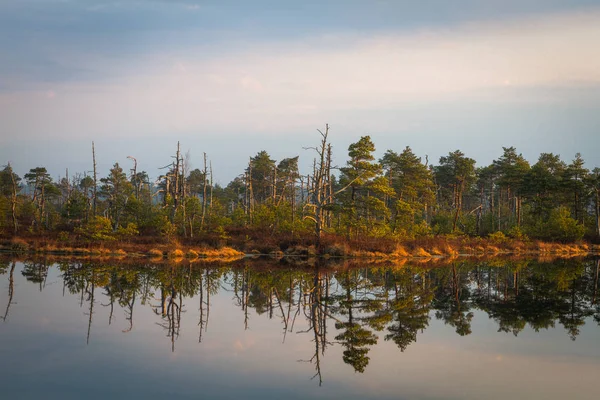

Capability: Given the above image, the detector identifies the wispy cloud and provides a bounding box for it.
[1,8,600,142]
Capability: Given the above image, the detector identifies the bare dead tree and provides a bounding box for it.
[127,156,138,199]
[92,141,98,218]
[85,269,95,345]
[8,163,18,234]
[1,262,16,322]
[247,158,255,224]
[303,125,365,250]
[209,160,214,221]
[201,152,208,231]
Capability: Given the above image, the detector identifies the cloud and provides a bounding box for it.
[1,8,599,141]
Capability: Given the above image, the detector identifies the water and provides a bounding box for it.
[1,256,599,399]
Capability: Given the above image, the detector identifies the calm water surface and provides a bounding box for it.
[1,257,599,399]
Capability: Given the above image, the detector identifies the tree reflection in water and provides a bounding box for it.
[3,256,600,382]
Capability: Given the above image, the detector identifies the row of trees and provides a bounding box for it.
[1,129,599,243]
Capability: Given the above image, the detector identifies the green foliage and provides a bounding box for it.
[488,231,508,244]
[100,163,133,230]
[433,150,476,210]
[116,223,139,239]
[0,196,8,230]
[213,225,230,241]
[161,219,177,241]
[493,146,530,197]
[57,231,70,242]
[0,164,21,197]
[4,138,597,246]
[77,216,116,241]
[431,212,454,235]
[458,214,478,236]
[506,226,529,241]
[248,150,276,204]
[523,153,566,218]
[526,207,585,242]
[411,220,432,237]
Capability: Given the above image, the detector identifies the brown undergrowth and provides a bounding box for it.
[0,232,597,261]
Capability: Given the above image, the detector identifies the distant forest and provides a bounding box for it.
[1,125,599,245]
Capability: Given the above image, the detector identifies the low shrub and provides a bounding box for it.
[10,237,29,252]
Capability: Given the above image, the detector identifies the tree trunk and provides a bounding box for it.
[200,153,207,231]
[9,164,18,234]
[92,141,98,218]
[208,161,214,227]
[596,188,600,238]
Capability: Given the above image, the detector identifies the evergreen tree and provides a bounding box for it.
[563,153,589,224]
[100,163,133,230]
[433,150,477,232]
[339,136,392,236]
[380,146,435,235]
[493,147,530,229]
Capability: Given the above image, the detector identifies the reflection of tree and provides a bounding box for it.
[333,270,378,373]
[433,263,473,336]
[298,269,331,385]
[117,271,139,333]
[198,270,205,342]
[469,259,598,340]
[593,259,600,325]
[85,269,95,344]
[558,274,591,341]
[21,261,49,291]
[232,268,251,330]
[1,262,16,322]
[196,267,220,342]
[384,267,432,351]
[473,265,527,336]
[6,256,600,370]
[153,266,183,352]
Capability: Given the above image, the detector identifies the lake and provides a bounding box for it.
[0,256,599,399]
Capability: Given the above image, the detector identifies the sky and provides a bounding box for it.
[1,0,599,185]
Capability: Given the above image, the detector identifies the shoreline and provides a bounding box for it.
[1,235,598,262]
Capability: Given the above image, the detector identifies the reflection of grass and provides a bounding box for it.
[536,242,590,255]
[391,245,408,257]
[168,249,185,259]
[2,233,596,265]
[412,247,431,258]
[485,245,501,254]
[186,249,199,259]
[72,248,90,255]
[430,247,443,256]
[147,248,164,258]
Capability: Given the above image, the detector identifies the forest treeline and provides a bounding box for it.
[1,125,599,250]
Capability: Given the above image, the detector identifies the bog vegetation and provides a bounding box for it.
[1,125,599,254]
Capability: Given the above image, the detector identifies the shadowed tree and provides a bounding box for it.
[0,164,21,234]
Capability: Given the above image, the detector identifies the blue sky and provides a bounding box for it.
[1,0,599,184]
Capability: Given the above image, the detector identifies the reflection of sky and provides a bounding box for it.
[0,262,599,400]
